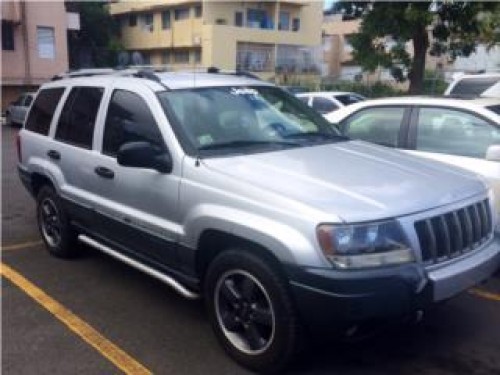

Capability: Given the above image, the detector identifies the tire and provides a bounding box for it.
[205,249,301,373]
[36,185,78,258]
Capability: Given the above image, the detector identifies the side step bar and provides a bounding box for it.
[78,234,200,300]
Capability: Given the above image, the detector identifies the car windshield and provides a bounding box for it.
[158,86,345,155]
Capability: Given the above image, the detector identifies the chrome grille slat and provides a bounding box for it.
[415,199,492,264]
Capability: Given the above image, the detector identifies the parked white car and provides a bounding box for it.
[5,92,35,126]
[444,73,500,97]
[296,91,366,116]
[326,96,500,221]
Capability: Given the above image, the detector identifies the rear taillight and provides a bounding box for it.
[16,132,22,162]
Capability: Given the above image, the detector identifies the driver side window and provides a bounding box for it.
[103,90,164,157]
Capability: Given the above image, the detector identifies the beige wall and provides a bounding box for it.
[110,0,322,73]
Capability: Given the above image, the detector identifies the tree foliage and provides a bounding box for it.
[66,2,123,68]
[330,1,499,94]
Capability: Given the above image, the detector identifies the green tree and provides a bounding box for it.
[66,2,123,68]
[334,1,498,94]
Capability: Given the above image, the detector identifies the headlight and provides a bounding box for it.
[316,220,415,269]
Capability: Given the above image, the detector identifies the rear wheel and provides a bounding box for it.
[36,185,78,258]
[205,249,301,373]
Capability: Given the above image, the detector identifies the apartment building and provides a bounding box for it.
[1,1,77,110]
[109,0,322,79]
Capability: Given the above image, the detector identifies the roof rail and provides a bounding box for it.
[206,66,261,80]
[51,67,170,89]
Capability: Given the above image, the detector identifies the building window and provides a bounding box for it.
[143,13,154,31]
[292,18,300,32]
[235,11,243,27]
[194,49,201,63]
[162,10,171,29]
[247,9,273,29]
[236,43,274,72]
[162,50,170,64]
[173,50,190,63]
[194,5,202,18]
[2,21,14,51]
[278,11,290,31]
[37,26,55,59]
[174,8,190,21]
[129,14,137,27]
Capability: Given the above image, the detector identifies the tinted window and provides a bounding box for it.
[55,87,103,148]
[24,95,33,107]
[416,107,500,159]
[343,107,405,147]
[335,94,365,106]
[450,77,500,96]
[103,90,164,156]
[487,105,500,115]
[312,97,338,114]
[25,88,65,135]
[298,96,309,104]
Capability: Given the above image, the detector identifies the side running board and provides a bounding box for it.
[78,234,200,300]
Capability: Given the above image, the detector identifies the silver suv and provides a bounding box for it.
[18,69,500,372]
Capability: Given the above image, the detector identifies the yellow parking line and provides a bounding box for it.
[1,263,152,375]
[1,240,43,251]
[469,288,500,302]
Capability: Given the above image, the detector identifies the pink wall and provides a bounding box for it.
[2,1,69,85]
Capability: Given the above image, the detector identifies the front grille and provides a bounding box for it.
[415,199,492,264]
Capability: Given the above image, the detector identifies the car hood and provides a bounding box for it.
[202,141,486,222]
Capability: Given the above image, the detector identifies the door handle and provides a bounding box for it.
[94,166,115,179]
[47,150,61,160]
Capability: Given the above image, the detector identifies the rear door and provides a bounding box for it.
[406,105,500,215]
[44,84,107,231]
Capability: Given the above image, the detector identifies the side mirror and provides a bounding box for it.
[486,145,500,162]
[117,141,172,173]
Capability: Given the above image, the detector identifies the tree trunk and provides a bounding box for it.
[409,26,429,94]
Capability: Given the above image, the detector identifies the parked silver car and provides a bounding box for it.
[5,92,35,126]
[18,69,500,372]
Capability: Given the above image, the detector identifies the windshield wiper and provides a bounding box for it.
[283,131,349,141]
[198,140,300,151]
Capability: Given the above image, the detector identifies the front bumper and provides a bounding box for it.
[288,236,500,329]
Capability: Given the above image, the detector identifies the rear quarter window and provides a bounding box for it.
[486,105,500,115]
[25,88,65,135]
[450,77,500,96]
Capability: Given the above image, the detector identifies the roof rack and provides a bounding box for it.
[205,67,261,80]
[51,67,170,90]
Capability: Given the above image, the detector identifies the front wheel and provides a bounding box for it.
[205,249,301,373]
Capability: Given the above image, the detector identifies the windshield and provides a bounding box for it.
[158,86,344,155]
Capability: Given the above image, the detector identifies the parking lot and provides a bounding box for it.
[2,124,500,375]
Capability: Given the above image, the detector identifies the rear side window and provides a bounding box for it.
[449,77,500,96]
[312,97,338,114]
[103,90,164,156]
[55,87,104,149]
[487,105,500,115]
[25,88,65,135]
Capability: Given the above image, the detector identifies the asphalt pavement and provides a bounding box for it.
[2,124,500,374]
